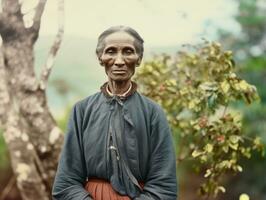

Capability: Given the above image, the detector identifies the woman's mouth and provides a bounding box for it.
[112,70,126,74]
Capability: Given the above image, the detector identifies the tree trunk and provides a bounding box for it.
[0,0,64,199]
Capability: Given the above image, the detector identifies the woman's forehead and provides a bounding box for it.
[104,31,135,47]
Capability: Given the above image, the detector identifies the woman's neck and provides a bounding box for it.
[107,79,131,96]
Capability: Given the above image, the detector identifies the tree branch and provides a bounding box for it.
[1,45,49,199]
[31,0,47,32]
[0,14,6,33]
[0,0,25,42]
[39,0,64,90]
[1,0,20,15]
[0,46,10,128]
[0,175,16,200]
[4,108,50,199]
[0,0,17,34]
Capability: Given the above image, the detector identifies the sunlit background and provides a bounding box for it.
[38,0,239,45]
[33,0,241,116]
[0,0,265,199]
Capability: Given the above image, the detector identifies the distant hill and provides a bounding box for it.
[34,35,180,116]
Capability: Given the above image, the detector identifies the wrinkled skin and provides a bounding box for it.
[99,31,141,94]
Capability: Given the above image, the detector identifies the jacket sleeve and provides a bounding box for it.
[52,103,92,200]
[135,105,178,200]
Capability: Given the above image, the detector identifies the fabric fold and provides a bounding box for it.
[108,98,141,199]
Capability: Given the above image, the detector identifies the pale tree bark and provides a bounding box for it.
[0,0,65,199]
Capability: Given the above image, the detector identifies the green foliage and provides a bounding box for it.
[236,0,266,28]
[243,57,266,71]
[234,0,266,56]
[216,0,266,197]
[0,130,9,170]
[135,41,264,198]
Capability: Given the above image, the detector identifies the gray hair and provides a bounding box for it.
[96,25,144,59]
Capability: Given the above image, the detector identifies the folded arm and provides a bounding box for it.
[135,105,178,200]
[52,103,92,200]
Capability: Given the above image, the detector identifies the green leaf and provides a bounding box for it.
[229,143,239,150]
[229,135,240,144]
[204,169,212,178]
[207,94,217,108]
[204,144,213,153]
[237,165,243,172]
[221,80,230,93]
[199,82,218,91]
[217,186,226,193]
[222,146,229,153]
[192,150,203,158]
[239,193,250,200]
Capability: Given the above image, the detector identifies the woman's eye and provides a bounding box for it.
[124,49,134,55]
[105,48,116,54]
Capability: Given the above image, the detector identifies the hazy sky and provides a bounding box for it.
[0,0,241,113]
[37,0,239,46]
[0,0,240,46]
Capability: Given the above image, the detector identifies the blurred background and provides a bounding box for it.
[0,0,265,199]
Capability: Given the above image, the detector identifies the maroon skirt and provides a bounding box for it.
[85,178,144,200]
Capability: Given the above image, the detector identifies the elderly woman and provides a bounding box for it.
[52,26,177,200]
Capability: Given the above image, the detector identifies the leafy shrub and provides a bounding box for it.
[135,41,264,197]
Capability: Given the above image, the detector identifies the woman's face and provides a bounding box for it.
[99,31,141,82]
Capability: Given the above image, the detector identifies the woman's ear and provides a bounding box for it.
[97,52,104,66]
[136,57,142,67]
[98,57,104,66]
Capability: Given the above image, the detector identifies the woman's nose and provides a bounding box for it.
[114,53,125,66]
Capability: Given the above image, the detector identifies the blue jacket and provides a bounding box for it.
[52,83,177,200]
